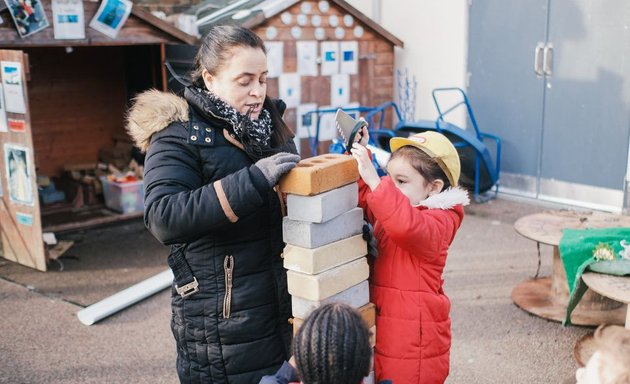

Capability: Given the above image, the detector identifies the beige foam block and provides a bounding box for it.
[278,154,359,196]
[283,234,367,274]
[292,302,377,336]
[287,257,368,301]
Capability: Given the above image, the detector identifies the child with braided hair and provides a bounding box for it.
[259,303,374,384]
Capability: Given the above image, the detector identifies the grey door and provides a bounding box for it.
[541,0,630,191]
[467,0,549,189]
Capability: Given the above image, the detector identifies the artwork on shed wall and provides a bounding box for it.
[4,143,34,206]
[89,0,132,39]
[51,0,85,39]
[3,0,50,38]
[1,61,27,114]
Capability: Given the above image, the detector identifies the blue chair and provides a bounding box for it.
[394,88,501,201]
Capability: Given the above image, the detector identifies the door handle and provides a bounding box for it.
[534,42,545,76]
[543,43,553,77]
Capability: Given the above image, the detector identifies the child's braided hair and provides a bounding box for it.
[293,303,372,384]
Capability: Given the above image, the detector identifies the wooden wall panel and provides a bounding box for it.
[26,47,128,177]
[0,49,46,271]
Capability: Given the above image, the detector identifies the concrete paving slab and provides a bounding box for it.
[0,195,602,383]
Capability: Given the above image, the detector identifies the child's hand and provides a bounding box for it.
[351,143,380,191]
[353,119,369,147]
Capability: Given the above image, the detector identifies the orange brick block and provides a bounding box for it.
[291,302,376,335]
[279,154,359,196]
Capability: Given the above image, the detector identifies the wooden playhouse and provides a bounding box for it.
[0,0,197,271]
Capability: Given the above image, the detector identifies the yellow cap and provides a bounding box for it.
[389,131,461,187]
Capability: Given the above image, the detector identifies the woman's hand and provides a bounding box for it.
[350,143,380,191]
[254,152,301,187]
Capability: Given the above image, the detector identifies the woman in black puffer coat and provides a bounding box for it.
[126,26,300,384]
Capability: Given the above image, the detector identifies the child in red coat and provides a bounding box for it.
[351,131,469,384]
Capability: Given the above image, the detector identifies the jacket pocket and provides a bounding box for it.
[223,255,234,319]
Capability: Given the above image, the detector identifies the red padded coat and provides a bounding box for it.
[359,177,467,384]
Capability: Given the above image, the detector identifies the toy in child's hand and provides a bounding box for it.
[335,109,368,152]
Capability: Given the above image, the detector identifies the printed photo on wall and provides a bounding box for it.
[89,0,132,39]
[1,61,27,114]
[4,143,34,206]
[3,0,50,38]
[52,0,85,39]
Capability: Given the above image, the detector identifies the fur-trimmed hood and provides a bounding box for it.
[126,89,189,152]
[415,186,470,209]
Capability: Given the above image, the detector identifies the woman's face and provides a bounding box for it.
[202,46,268,120]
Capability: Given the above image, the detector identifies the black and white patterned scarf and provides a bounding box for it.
[202,89,275,158]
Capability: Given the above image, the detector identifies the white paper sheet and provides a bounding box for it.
[320,41,339,76]
[318,105,336,141]
[340,41,358,75]
[1,61,26,114]
[265,41,283,78]
[278,73,301,109]
[297,41,318,77]
[89,0,132,39]
[330,73,350,107]
[52,0,85,39]
[0,85,7,133]
[4,143,34,206]
[296,103,317,139]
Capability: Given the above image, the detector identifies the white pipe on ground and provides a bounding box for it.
[77,269,174,326]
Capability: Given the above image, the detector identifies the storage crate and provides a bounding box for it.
[100,177,144,214]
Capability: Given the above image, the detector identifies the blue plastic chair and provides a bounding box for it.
[394,88,501,201]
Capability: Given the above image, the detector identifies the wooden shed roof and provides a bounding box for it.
[0,0,198,48]
[195,0,403,47]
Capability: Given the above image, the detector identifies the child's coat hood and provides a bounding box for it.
[415,186,470,209]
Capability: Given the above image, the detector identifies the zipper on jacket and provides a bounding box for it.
[223,255,234,319]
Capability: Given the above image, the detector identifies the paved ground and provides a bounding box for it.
[0,195,601,384]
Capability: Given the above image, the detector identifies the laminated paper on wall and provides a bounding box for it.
[265,41,284,78]
[279,73,301,109]
[297,41,318,76]
[320,41,339,76]
[340,41,358,75]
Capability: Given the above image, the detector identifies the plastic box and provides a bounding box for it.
[100,177,144,214]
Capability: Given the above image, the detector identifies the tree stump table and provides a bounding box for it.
[512,210,630,326]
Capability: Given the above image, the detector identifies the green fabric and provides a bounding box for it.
[559,227,630,326]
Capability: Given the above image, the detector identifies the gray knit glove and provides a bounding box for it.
[254,152,301,187]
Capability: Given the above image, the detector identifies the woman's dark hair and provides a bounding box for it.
[191,25,266,85]
[191,25,292,145]
[293,303,371,384]
[390,146,452,190]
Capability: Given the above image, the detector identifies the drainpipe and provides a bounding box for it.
[372,0,381,23]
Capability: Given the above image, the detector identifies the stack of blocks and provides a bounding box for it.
[279,154,376,383]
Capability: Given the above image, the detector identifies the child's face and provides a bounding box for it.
[387,157,442,206]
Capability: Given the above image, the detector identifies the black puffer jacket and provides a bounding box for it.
[127,88,295,383]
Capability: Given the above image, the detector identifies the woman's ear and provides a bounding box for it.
[428,179,445,196]
[202,69,213,91]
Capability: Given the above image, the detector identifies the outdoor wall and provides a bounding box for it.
[346,0,469,126]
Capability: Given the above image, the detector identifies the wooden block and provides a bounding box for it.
[283,207,363,249]
[287,257,368,301]
[291,280,370,319]
[279,154,359,196]
[284,234,367,275]
[292,302,376,335]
